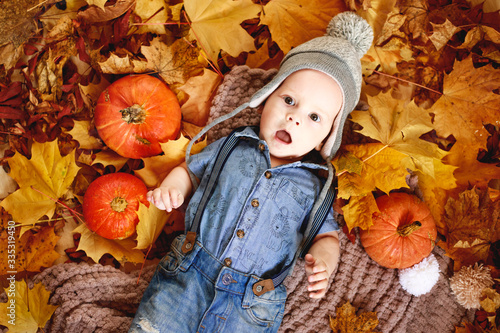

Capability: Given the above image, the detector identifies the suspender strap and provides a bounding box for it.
[182,128,243,253]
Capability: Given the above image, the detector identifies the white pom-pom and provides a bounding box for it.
[326,11,373,57]
[398,254,440,296]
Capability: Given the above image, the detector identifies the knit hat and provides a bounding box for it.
[249,11,373,160]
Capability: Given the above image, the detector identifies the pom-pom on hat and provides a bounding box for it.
[249,11,373,160]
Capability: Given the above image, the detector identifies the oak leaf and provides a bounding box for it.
[0,140,80,229]
[0,280,58,333]
[260,0,346,53]
[440,188,500,270]
[184,0,261,61]
[329,301,380,333]
[73,223,145,264]
[351,90,448,177]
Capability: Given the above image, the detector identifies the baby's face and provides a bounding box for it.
[259,69,343,167]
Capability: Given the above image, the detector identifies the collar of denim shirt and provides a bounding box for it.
[233,126,329,172]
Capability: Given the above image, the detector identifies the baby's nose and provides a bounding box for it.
[287,115,300,125]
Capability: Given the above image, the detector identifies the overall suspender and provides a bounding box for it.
[181,127,336,293]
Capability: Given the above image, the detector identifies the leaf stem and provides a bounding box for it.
[30,186,84,222]
[371,70,443,96]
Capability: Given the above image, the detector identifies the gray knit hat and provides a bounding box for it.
[249,11,373,160]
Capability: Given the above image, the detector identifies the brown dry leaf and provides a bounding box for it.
[440,187,500,270]
[481,288,500,313]
[78,0,135,23]
[86,0,108,10]
[73,223,145,264]
[260,0,347,53]
[0,140,80,229]
[429,19,460,51]
[136,37,205,85]
[0,224,60,275]
[459,25,500,50]
[430,56,500,162]
[184,0,261,61]
[329,301,380,333]
[99,53,138,74]
[180,68,222,126]
[399,0,430,43]
[342,193,379,231]
[0,280,58,333]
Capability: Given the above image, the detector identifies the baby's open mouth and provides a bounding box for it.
[276,130,292,144]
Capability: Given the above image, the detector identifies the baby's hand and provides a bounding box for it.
[147,187,184,212]
[304,254,330,299]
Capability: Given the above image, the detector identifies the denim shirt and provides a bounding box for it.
[186,127,339,279]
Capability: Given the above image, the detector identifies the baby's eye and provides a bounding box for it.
[283,96,295,106]
[309,113,320,122]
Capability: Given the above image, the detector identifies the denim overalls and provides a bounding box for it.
[130,127,338,332]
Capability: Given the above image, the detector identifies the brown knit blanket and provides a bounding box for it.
[1,66,473,332]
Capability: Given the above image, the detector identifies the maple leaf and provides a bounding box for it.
[440,187,500,270]
[260,0,346,53]
[481,288,500,313]
[0,280,58,333]
[0,140,80,229]
[429,19,460,51]
[430,56,500,161]
[67,120,104,150]
[357,0,398,43]
[342,193,380,231]
[329,301,380,333]
[333,143,409,200]
[184,0,261,62]
[133,0,168,35]
[135,37,206,85]
[460,24,500,51]
[351,90,448,178]
[0,225,61,274]
[73,224,145,264]
[92,150,129,171]
[180,68,222,127]
[135,203,185,250]
[135,133,206,188]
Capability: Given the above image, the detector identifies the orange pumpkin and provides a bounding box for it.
[83,173,148,239]
[95,75,181,159]
[359,192,437,269]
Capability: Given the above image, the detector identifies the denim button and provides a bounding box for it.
[265,171,272,179]
[236,229,245,238]
[222,273,232,286]
[224,258,232,266]
[258,143,265,151]
[255,285,263,292]
[251,199,259,207]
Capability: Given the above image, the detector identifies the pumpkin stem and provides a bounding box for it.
[120,104,146,124]
[110,197,128,212]
[396,221,422,237]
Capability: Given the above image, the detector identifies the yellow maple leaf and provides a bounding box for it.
[133,0,169,35]
[342,193,379,231]
[85,0,107,10]
[0,280,58,333]
[430,55,500,161]
[260,0,346,53]
[180,68,223,127]
[357,0,398,43]
[67,120,104,150]
[350,90,448,177]
[184,0,261,61]
[0,140,80,228]
[135,203,184,250]
[329,301,380,333]
[92,150,129,171]
[334,143,409,200]
[135,133,207,188]
[73,224,145,264]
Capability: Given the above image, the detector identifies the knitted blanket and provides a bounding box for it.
[1,66,473,332]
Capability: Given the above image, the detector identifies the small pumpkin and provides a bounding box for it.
[359,192,437,269]
[95,75,181,159]
[83,173,148,239]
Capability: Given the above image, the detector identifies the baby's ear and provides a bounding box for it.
[256,103,265,114]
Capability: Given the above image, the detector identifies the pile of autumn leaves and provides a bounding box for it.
[0,0,500,332]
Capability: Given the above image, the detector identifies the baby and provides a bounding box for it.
[130,11,373,333]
